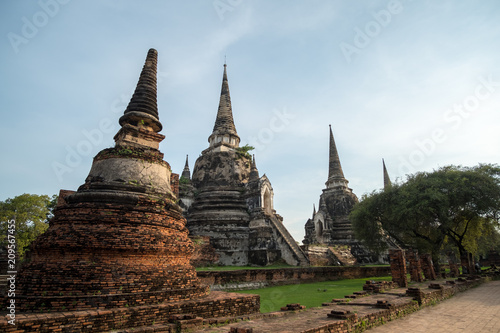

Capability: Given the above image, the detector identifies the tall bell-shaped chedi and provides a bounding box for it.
[15,49,210,313]
[303,125,377,263]
[183,64,309,266]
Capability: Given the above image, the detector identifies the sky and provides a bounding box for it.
[1,0,499,243]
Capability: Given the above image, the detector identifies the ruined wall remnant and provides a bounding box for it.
[389,249,408,288]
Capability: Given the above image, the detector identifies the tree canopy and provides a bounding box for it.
[350,164,500,266]
[0,193,56,259]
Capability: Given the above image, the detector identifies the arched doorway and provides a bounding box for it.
[263,187,272,214]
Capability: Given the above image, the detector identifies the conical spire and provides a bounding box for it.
[119,48,162,132]
[383,158,391,189]
[181,155,191,180]
[212,64,238,136]
[326,125,348,189]
[249,154,260,181]
[312,204,316,218]
[207,64,240,150]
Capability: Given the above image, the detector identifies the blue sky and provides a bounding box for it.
[1,0,499,243]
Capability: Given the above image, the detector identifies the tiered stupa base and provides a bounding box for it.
[16,194,209,313]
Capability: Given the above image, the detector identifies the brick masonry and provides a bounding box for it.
[406,249,425,283]
[13,196,209,313]
[197,266,391,290]
[389,249,407,287]
[0,291,259,332]
[419,253,437,280]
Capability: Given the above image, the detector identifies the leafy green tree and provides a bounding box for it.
[0,193,56,259]
[350,164,500,272]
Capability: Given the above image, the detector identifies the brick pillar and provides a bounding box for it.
[419,253,437,280]
[407,249,424,282]
[389,249,407,287]
[170,173,180,198]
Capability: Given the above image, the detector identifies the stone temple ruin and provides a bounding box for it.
[1,49,259,332]
[303,125,378,264]
[179,64,309,267]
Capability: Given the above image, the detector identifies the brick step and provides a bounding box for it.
[109,323,175,332]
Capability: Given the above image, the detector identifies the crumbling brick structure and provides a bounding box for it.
[419,253,437,280]
[388,249,407,287]
[15,48,209,313]
[407,249,425,282]
[3,49,259,331]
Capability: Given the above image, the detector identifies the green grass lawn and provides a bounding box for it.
[235,276,392,313]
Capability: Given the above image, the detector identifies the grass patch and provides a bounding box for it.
[235,276,391,313]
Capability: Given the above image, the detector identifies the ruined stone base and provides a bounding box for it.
[0,292,259,333]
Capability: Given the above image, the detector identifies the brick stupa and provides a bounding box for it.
[2,49,259,332]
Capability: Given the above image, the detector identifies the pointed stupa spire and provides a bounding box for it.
[383,158,391,189]
[114,48,165,149]
[312,204,316,218]
[208,64,240,150]
[249,154,260,181]
[326,125,348,189]
[119,48,162,132]
[181,155,191,180]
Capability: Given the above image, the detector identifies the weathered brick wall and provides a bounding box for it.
[0,292,259,333]
[419,253,437,280]
[13,196,208,312]
[406,276,484,306]
[190,236,220,267]
[197,266,391,290]
[171,173,180,198]
[388,249,407,287]
[406,249,424,282]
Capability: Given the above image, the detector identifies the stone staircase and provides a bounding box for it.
[268,215,310,266]
[328,245,357,266]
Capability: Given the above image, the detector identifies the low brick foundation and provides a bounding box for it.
[0,291,259,332]
[197,266,391,290]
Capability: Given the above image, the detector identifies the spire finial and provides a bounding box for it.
[326,125,348,188]
[249,154,260,181]
[181,154,191,180]
[119,48,162,132]
[383,158,391,189]
[208,63,240,148]
[312,204,316,217]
